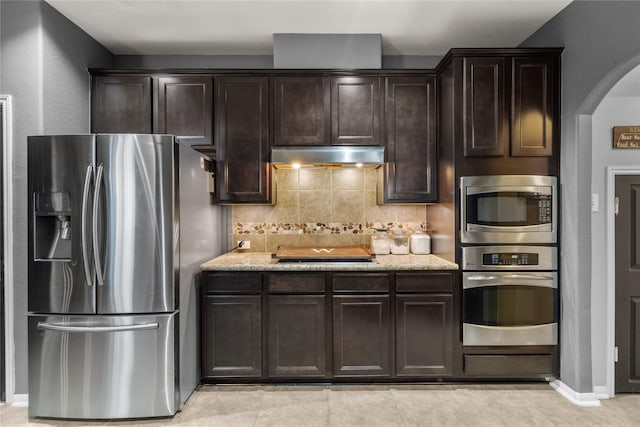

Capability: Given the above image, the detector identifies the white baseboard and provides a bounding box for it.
[593,386,611,399]
[11,394,28,407]
[550,380,601,407]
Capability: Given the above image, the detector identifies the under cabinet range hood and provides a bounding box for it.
[271,146,384,168]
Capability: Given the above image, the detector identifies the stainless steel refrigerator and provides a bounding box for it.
[27,134,220,419]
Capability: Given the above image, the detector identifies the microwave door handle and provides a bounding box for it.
[93,164,105,286]
[81,164,94,287]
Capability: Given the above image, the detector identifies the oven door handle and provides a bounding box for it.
[500,274,555,281]
[463,274,557,289]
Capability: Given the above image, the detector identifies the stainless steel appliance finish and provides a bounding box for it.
[95,135,175,314]
[27,134,219,419]
[463,323,558,347]
[271,146,384,167]
[460,175,557,244]
[462,246,558,346]
[28,314,175,419]
[462,245,557,271]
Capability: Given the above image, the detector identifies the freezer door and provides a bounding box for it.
[28,135,97,314]
[95,134,176,313]
[28,313,177,419]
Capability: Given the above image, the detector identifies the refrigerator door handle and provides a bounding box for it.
[36,321,159,333]
[93,164,105,286]
[81,164,94,287]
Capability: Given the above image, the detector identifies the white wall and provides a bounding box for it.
[591,79,640,390]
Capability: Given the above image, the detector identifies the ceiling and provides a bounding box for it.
[45,0,572,56]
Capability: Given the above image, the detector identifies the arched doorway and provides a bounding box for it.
[588,60,640,397]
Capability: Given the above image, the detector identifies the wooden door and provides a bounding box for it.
[215,77,272,203]
[91,75,152,133]
[202,295,262,378]
[333,295,390,377]
[396,294,452,376]
[157,76,213,146]
[462,57,507,157]
[268,295,326,377]
[331,76,381,146]
[615,175,640,392]
[511,57,555,157]
[272,77,329,146]
[382,76,437,203]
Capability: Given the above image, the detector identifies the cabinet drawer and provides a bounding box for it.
[204,273,262,294]
[268,274,325,293]
[464,355,553,377]
[333,273,390,293]
[396,273,453,293]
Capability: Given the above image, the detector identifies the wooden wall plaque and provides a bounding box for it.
[613,126,640,148]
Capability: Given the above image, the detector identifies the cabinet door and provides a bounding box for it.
[157,76,213,146]
[331,76,381,146]
[215,77,272,203]
[202,295,262,378]
[511,57,555,157]
[268,295,326,377]
[333,295,390,377]
[382,76,437,203]
[272,77,329,146]
[91,75,152,133]
[462,57,507,157]
[396,294,453,376]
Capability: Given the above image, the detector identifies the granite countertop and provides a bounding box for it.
[200,252,458,271]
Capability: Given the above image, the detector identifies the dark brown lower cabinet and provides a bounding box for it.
[333,295,390,377]
[202,295,262,378]
[268,295,326,377]
[396,294,453,376]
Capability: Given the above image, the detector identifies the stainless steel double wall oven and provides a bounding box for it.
[460,175,558,346]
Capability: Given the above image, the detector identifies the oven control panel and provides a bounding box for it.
[462,245,557,271]
[482,252,539,266]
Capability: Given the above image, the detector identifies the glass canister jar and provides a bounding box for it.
[370,229,390,255]
[390,229,410,255]
[410,230,431,254]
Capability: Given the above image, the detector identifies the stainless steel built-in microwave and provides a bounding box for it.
[460,175,557,244]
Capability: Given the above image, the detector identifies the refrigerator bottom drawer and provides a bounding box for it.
[28,313,177,419]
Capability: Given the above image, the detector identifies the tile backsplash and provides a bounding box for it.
[231,168,427,252]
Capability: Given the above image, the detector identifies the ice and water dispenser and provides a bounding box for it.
[34,192,72,260]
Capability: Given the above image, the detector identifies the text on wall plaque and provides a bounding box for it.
[613,126,640,149]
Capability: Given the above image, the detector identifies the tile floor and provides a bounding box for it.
[2,383,640,426]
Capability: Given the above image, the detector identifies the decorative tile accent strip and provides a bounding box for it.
[235,222,427,235]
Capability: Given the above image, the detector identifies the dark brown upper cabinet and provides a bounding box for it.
[380,76,437,203]
[462,57,507,157]
[91,75,152,133]
[272,76,330,146]
[157,76,213,147]
[511,57,555,157]
[215,77,272,204]
[461,55,557,159]
[331,76,382,146]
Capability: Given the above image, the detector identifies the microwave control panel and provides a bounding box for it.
[538,197,552,222]
[482,252,540,266]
